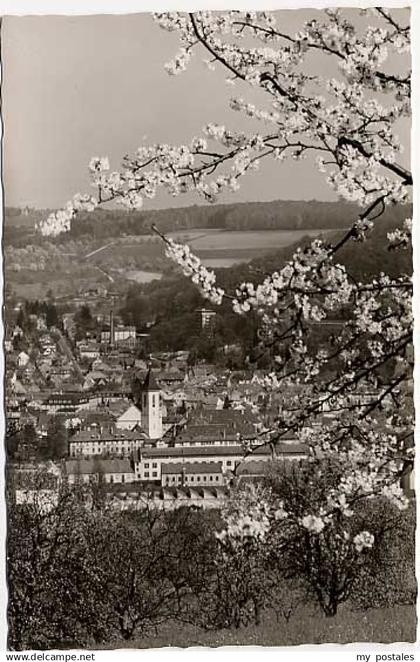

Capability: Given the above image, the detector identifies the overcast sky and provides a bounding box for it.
[2,10,411,210]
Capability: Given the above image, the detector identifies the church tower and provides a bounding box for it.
[141,368,163,440]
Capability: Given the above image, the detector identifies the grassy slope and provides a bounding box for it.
[6,203,411,303]
[117,209,412,347]
[101,605,416,649]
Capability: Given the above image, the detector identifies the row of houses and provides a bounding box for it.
[19,436,306,489]
[132,442,306,482]
[61,369,305,492]
[63,439,307,486]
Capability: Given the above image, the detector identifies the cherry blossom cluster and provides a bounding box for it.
[165,47,191,75]
[163,237,224,305]
[153,9,410,208]
[327,146,409,206]
[300,514,325,534]
[225,483,379,569]
[231,238,354,324]
[216,484,272,546]
[293,419,411,518]
[353,531,375,553]
[38,194,99,237]
[388,217,412,249]
[40,8,411,236]
[151,9,411,571]
[88,156,110,178]
[215,514,270,544]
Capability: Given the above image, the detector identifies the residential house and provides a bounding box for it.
[64,458,135,485]
[133,442,307,483]
[101,325,137,347]
[156,370,186,388]
[13,463,61,513]
[69,429,147,458]
[12,325,23,339]
[173,424,251,448]
[18,351,30,368]
[116,404,142,431]
[78,342,101,360]
[62,313,76,338]
[45,392,89,415]
[83,371,108,391]
[161,461,224,487]
[236,460,270,480]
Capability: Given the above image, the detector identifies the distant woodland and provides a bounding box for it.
[5,201,412,356]
[120,206,412,364]
[4,199,364,247]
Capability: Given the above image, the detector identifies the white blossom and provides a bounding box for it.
[89,156,110,173]
[301,514,325,534]
[164,238,224,305]
[353,530,375,552]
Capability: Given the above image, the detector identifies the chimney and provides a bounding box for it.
[110,310,115,346]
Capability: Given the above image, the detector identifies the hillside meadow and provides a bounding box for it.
[102,605,416,649]
[6,227,338,299]
[5,201,411,300]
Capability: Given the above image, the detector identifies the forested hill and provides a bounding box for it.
[218,203,412,286]
[120,204,411,358]
[5,199,361,246]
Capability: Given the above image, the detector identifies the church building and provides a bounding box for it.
[140,368,163,440]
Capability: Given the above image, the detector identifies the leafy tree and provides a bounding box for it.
[6,423,38,461]
[21,422,37,454]
[5,427,21,461]
[351,502,416,610]
[264,460,413,617]
[7,483,109,649]
[12,335,25,353]
[223,394,231,410]
[198,484,276,629]
[45,303,59,329]
[16,309,26,330]
[44,418,68,460]
[87,512,171,640]
[74,304,95,340]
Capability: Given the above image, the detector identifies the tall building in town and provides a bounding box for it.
[196,308,216,333]
[110,309,115,346]
[141,368,163,440]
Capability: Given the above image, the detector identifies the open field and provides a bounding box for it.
[182,228,337,250]
[118,269,163,284]
[92,228,340,270]
[6,266,111,299]
[197,247,294,267]
[102,605,416,649]
[6,227,341,298]
[168,228,340,267]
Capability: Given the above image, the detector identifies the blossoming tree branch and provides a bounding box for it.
[38,10,413,562]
